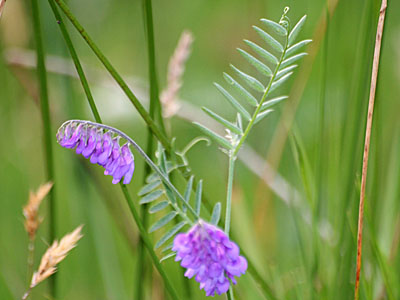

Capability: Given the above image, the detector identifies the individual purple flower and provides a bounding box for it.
[57,121,135,184]
[172,220,247,297]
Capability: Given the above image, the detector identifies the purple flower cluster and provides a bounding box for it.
[172,220,247,296]
[57,122,135,184]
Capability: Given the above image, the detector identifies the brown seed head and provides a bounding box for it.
[160,30,193,118]
[30,225,83,288]
[23,182,53,240]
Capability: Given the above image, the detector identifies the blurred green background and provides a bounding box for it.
[0,0,399,299]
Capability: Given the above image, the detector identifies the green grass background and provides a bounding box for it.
[0,0,399,299]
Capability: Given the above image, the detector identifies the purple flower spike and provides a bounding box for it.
[57,121,135,184]
[172,220,247,297]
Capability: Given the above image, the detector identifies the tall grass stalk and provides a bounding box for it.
[354,0,387,299]
[136,0,164,298]
[30,0,56,295]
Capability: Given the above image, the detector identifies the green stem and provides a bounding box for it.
[47,0,102,123]
[53,0,170,150]
[120,185,179,300]
[31,0,56,296]
[136,0,164,297]
[224,155,236,235]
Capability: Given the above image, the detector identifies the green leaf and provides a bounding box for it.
[270,72,293,93]
[140,190,164,204]
[149,211,178,233]
[223,73,258,107]
[236,113,243,131]
[276,65,298,80]
[210,202,221,225]
[280,53,307,69]
[163,183,177,205]
[193,122,233,150]
[149,201,169,214]
[202,107,242,135]
[162,243,173,253]
[146,172,160,183]
[288,15,307,46]
[237,48,272,77]
[255,109,273,124]
[138,180,161,196]
[230,64,265,93]
[285,39,312,58]
[155,221,187,249]
[160,252,176,262]
[253,26,284,53]
[182,175,194,213]
[261,96,288,111]
[214,83,251,120]
[243,40,278,65]
[260,18,287,36]
[195,180,203,215]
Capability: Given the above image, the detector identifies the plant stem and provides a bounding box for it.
[53,0,170,150]
[136,0,164,297]
[354,1,387,299]
[27,240,34,284]
[120,185,179,300]
[47,0,102,123]
[224,155,236,235]
[31,0,56,296]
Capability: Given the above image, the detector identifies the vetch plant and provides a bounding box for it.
[55,6,311,299]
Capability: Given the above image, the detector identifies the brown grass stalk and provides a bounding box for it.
[354,1,387,299]
[160,30,193,118]
[22,225,83,300]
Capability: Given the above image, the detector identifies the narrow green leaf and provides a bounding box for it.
[138,180,161,196]
[163,183,177,205]
[214,83,251,120]
[193,122,233,150]
[146,172,159,183]
[162,243,173,253]
[140,190,164,204]
[223,73,258,107]
[276,65,297,80]
[270,72,293,93]
[230,65,265,93]
[160,252,176,262]
[285,39,312,58]
[202,107,242,135]
[288,15,307,46]
[149,211,178,233]
[195,180,203,215]
[237,48,272,77]
[236,113,243,131]
[280,53,307,69]
[253,26,284,53]
[255,109,273,124]
[243,40,278,65]
[155,221,187,249]
[261,96,288,111]
[182,176,194,213]
[149,201,169,214]
[210,202,221,225]
[260,18,287,36]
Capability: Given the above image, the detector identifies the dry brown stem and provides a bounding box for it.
[354,0,387,299]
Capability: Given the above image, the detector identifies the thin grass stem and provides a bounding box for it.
[354,1,387,299]
[30,0,56,296]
